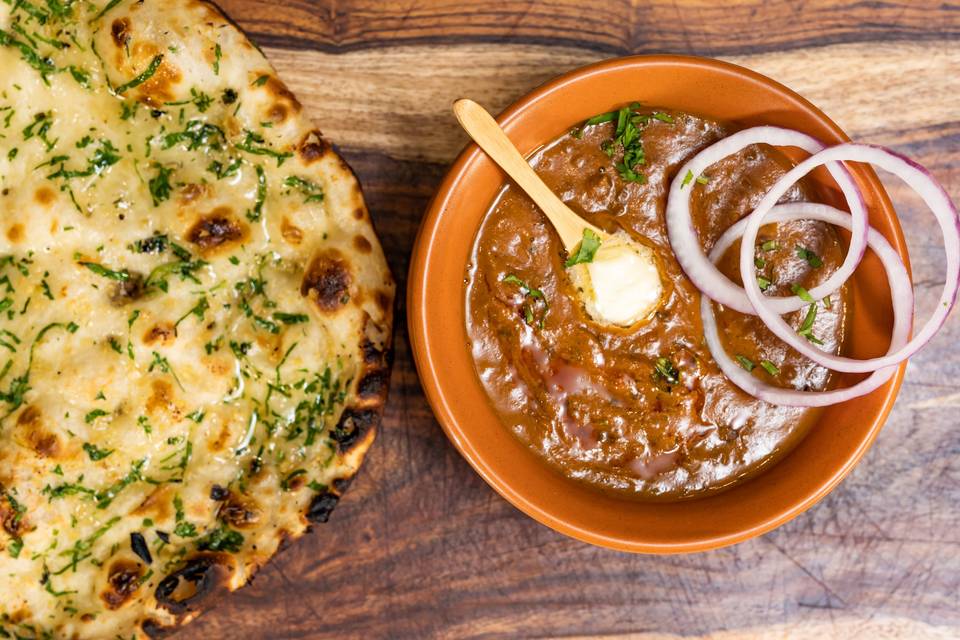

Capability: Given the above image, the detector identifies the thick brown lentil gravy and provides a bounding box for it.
[465,107,848,500]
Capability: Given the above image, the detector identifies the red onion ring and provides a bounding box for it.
[667,126,868,315]
[739,144,960,373]
[702,203,912,407]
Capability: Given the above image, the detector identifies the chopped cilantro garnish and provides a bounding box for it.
[564,228,602,267]
[148,163,174,206]
[735,355,755,372]
[114,54,163,94]
[246,165,266,221]
[760,360,780,376]
[283,176,324,203]
[79,261,129,281]
[797,303,824,345]
[502,274,548,329]
[83,409,108,424]
[273,312,309,325]
[82,442,113,461]
[653,357,680,385]
[196,525,243,553]
[236,129,292,166]
[791,283,814,303]
[280,468,307,491]
[796,246,823,268]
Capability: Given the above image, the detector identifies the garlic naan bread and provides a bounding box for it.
[0,0,393,637]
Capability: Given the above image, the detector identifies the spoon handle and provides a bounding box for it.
[453,99,601,251]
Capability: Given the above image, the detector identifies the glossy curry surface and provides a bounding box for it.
[465,108,848,500]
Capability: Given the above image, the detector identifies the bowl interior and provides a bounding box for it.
[409,56,907,553]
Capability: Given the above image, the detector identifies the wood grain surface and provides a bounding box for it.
[183,1,960,638]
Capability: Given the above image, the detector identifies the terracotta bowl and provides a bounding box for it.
[408,55,908,553]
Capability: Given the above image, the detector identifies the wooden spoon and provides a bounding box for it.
[453,98,601,252]
[453,98,663,327]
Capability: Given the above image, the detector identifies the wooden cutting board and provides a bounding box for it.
[184,2,960,638]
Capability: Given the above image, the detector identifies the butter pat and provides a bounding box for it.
[570,231,663,327]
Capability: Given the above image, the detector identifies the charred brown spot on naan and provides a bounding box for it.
[132,485,174,520]
[15,406,61,459]
[259,76,302,126]
[187,208,249,255]
[280,217,303,245]
[6,224,23,243]
[111,18,132,48]
[101,560,147,610]
[179,183,208,204]
[5,608,29,624]
[206,422,232,453]
[154,553,235,617]
[219,493,261,529]
[331,407,379,454]
[357,369,389,401]
[34,186,55,206]
[305,490,339,524]
[296,130,330,165]
[109,272,146,307]
[146,380,180,417]
[353,235,372,254]
[301,250,352,312]
[0,491,28,537]
[376,289,392,315]
[143,322,176,345]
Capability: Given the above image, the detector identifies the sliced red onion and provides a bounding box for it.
[739,144,960,373]
[667,126,868,315]
[703,203,912,407]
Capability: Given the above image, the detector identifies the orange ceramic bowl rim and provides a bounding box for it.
[408,54,908,553]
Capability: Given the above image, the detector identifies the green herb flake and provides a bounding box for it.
[653,356,680,385]
[681,169,694,188]
[79,261,129,281]
[196,525,243,553]
[273,312,309,325]
[283,175,324,203]
[236,129,292,166]
[148,163,174,206]
[246,165,266,221]
[735,355,755,372]
[280,468,307,491]
[83,408,108,424]
[796,246,824,268]
[760,360,780,376]
[82,442,114,461]
[791,283,815,303]
[501,274,548,329]
[564,228,602,268]
[115,54,164,94]
[797,303,824,345]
